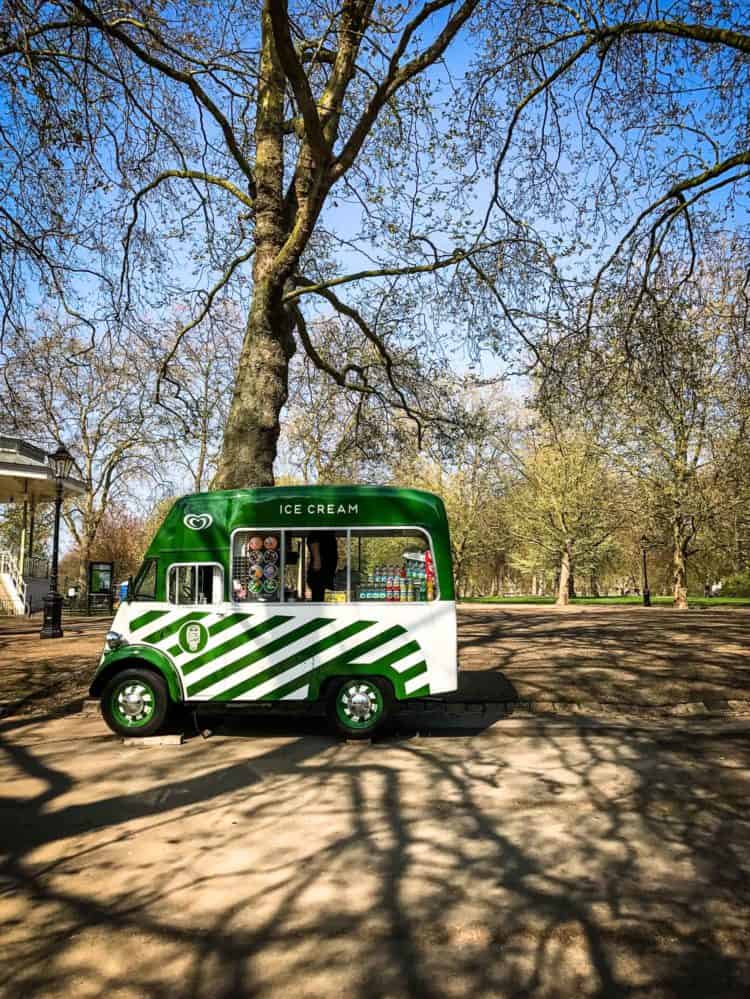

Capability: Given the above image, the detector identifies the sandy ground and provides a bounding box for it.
[458,604,750,707]
[1,606,749,997]
[0,619,109,716]
[1,710,749,998]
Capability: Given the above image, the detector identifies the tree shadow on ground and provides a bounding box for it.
[1,707,748,998]
[458,607,750,706]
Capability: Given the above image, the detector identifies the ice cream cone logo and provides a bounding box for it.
[178,621,208,654]
[184,513,213,530]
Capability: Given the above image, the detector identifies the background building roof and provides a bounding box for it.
[0,435,87,503]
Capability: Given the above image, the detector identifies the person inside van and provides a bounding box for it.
[307,532,338,601]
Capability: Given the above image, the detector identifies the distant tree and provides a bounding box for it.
[279,319,473,484]
[505,431,622,606]
[591,256,749,608]
[2,319,164,593]
[151,303,243,492]
[59,505,149,586]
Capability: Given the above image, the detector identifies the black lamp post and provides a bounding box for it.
[40,443,75,639]
[640,534,651,608]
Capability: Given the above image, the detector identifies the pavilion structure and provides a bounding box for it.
[0,435,86,613]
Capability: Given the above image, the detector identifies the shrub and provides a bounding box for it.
[721,572,750,597]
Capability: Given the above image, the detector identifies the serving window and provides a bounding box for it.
[231,529,348,603]
[230,528,436,603]
[168,564,223,605]
[350,529,436,602]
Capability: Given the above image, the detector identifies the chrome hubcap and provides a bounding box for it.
[117,683,153,723]
[342,684,378,721]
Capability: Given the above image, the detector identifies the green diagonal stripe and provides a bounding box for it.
[221,623,405,703]
[406,683,430,697]
[271,654,429,703]
[211,620,376,702]
[141,611,211,645]
[355,639,420,671]
[155,612,255,659]
[208,612,252,637]
[129,610,169,633]
[182,615,293,676]
[188,617,336,697]
[399,661,429,685]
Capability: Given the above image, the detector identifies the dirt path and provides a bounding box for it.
[0,711,748,998]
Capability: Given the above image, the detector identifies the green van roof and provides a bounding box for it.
[151,485,448,543]
[146,486,454,599]
[146,486,453,600]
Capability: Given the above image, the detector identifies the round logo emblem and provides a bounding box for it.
[184,513,213,531]
[178,621,208,654]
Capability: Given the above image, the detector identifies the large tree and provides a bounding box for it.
[2,1,749,490]
[1,0,500,488]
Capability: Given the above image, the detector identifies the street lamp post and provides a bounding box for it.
[640,534,651,608]
[40,443,75,639]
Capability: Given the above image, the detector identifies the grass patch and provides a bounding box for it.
[462,595,750,608]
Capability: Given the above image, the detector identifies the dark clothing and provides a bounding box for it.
[307,532,338,601]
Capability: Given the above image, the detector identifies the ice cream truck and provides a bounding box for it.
[90,486,458,739]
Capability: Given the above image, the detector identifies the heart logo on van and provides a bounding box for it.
[184,513,213,530]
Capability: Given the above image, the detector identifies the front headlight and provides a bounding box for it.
[105,630,125,651]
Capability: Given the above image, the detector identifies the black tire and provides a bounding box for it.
[326,676,393,740]
[101,668,169,738]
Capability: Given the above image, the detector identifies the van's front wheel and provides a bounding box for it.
[101,668,169,737]
[327,677,391,739]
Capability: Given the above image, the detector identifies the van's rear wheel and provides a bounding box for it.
[327,677,391,739]
[101,668,169,738]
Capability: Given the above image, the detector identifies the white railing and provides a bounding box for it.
[0,549,27,614]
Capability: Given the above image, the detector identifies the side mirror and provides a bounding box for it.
[126,576,133,602]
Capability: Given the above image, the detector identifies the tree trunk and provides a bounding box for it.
[77,533,94,599]
[590,571,600,597]
[672,527,689,610]
[557,542,571,606]
[567,560,576,599]
[214,7,297,489]
[214,287,295,488]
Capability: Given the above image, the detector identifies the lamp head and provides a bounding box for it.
[50,443,75,481]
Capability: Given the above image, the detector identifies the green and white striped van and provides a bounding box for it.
[91,486,457,738]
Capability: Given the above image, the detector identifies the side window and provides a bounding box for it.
[133,559,157,600]
[232,532,282,602]
[168,564,223,605]
[351,530,436,601]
